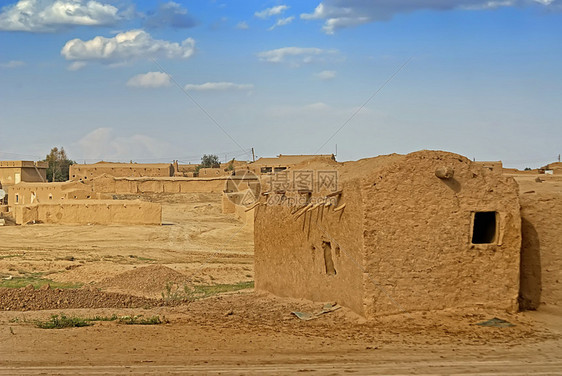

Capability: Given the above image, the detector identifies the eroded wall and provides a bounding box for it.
[198,168,231,177]
[361,151,521,316]
[14,200,161,225]
[70,163,173,181]
[88,176,229,194]
[222,192,255,229]
[254,179,366,315]
[519,188,562,309]
[254,150,522,318]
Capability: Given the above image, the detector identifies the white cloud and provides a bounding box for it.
[301,0,559,34]
[461,1,516,10]
[305,102,330,110]
[67,61,86,71]
[0,60,25,68]
[144,1,197,29]
[255,5,289,19]
[235,21,249,29]
[257,47,337,66]
[0,0,121,32]
[127,72,171,88]
[314,70,336,80]
[73,127,173,161]
[61,29,195,64]
[184,82,253,91]
[268,15,294,30]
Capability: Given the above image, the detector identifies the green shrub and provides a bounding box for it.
[117,315,166,325]
[36,314,92,329]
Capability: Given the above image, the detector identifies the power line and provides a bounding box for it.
[151,58,247,154]
[315,56,413,154]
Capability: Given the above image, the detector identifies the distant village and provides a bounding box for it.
[0,150,561,317]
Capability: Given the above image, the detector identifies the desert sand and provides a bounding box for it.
[1,191,562,375]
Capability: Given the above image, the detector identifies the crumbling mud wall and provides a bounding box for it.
[254,179,366,315]
[14,200,161,225]
[519,189,562,309]
[222,193,255,229]
[255,150,522,318]
[361,151,521,317]
[88,176,229,194]
[198,168,231,177]
[69,163,173,181]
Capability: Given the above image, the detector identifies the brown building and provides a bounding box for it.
[69,162,173,181]
[250,154,335,174]
[0,161,47,188]
[13,200,161,225]
[254,150,522,318]
[8,181,98,206]
[539,161,562,175]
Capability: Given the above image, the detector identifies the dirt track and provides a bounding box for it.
[1,192,562,374]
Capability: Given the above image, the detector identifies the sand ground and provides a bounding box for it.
[1,192,561,375]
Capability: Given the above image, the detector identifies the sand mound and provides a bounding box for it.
[97,265,190,297]
[0,286,182,311]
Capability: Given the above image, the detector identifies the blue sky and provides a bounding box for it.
[0,0,560,168]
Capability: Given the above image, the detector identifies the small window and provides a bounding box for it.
[15,194,19,203]
[472,211,497,244]
[261,167,272,174]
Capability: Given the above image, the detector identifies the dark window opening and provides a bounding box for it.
[261,167,272,174]
[322,241,337,275]
[472,211,497,244]
[274,167,287,172]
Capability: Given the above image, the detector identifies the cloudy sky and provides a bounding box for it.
[0,0,560,168]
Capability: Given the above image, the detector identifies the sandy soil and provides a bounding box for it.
[1,192,562,375]
[0,193,254,288]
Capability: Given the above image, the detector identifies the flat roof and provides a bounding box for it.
[72,162,172,168]
[0,161,48,168]
[253,154,335,165]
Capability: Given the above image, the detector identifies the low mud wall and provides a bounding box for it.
[14,200,161,225]
[90,177,230,194]
[222,194,255,229]
[519,191,562,309]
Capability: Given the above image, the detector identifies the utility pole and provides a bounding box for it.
[251,148,255,163]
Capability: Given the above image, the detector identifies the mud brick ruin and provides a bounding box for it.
[1,151,561,318]
[254,151,523,316]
